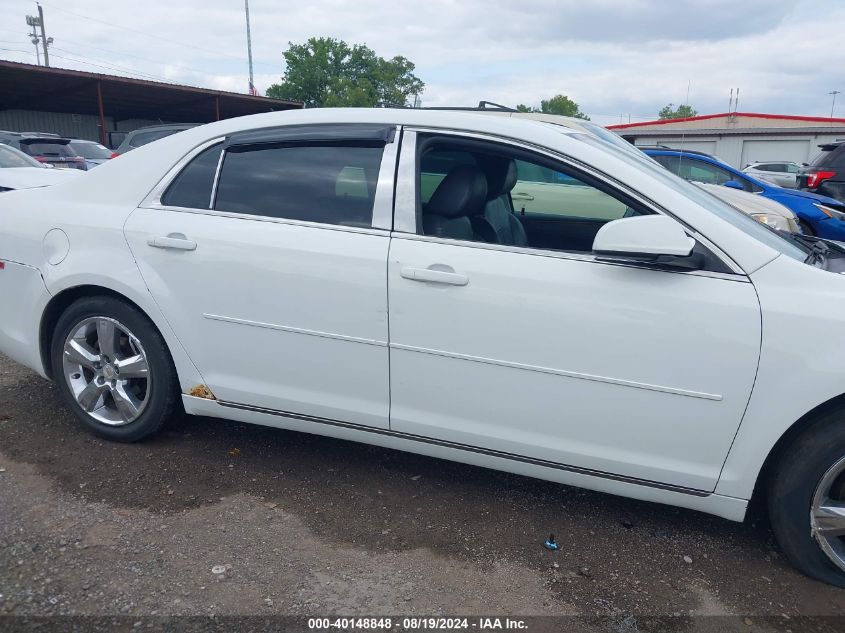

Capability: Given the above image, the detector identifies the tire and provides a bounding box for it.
[768,412,845,587]
[51,295,179,442]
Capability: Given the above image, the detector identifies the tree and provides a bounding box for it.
[515,95,589,119]
[540,94,590,120]
[266,37,424,108]
[658,103,698,120]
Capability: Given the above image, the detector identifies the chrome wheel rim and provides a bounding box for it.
[811,455,845,572]
[62,316,150,426]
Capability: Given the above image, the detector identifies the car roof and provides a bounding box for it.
[640,147,717,159]
[128,123,199,133]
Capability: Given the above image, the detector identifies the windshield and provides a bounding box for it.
[69,141,112,159]
[574,134,810,263]
[0,143,42,168]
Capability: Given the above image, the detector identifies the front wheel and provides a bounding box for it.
[768,414,845,587]
[51,295,179,442]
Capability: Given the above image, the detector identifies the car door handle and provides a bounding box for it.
[400,266,469,286]
[147,234,197,251]
[511,192,535,201]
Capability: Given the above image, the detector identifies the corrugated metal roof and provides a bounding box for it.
[0,60,302,123]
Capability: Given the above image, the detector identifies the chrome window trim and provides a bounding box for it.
[142,137,224,209]
[371,127,400,230]
[209,143,226,208]
[395,126,746,277]
[393,129,418,233]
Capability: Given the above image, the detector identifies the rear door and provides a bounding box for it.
[124,124,397,428]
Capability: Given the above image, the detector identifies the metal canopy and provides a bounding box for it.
[0,60,301,126]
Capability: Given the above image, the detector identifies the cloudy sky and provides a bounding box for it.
[0,0,843,126]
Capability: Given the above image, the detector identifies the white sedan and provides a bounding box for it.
[2,109,845,586]
[0,143,82,191]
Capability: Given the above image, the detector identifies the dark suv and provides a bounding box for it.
[799,141,845,203]
[0,132,87,170]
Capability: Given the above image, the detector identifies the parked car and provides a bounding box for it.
[696,182,800,233]
[644,148,845,238]
[67,139,113,169]
[799,141,845,204]
[111,123,198,156]
[0,132,87,170]
[7,109,845,586]
[743,161,801,189]
[0,143,81,192]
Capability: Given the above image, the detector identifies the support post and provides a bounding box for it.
[96,81,107,146]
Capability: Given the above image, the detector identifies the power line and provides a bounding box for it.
[40,0,277,70]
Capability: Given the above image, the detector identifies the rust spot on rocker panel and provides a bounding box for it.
[187,384,216,400]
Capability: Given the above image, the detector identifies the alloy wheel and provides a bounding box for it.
[811,455,845,572]
[61,316,151,426]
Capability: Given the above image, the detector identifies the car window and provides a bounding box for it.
[591,138,808,262]
[754,163,773,172]
[214,143,384,227]
[160,144,222,209]
[69,142,112,159]
[0,144,41,168]
[418,141,645,254]
[420,150,476,203]
[130,129,179,148]
[19,142,74,157]
[654,154,754,192]
[786,163,800,174]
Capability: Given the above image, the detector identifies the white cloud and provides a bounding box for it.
[0,0,842,121]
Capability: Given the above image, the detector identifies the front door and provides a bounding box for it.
[387,132,761,491]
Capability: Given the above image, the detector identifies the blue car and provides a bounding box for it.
[643,148,845,239]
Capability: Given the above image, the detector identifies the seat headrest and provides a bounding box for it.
[482,157,518,200]
[427,164,488,219]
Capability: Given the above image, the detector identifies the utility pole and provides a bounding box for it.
[37,3,49,67]
[25,4,52,67]
[244,0,255,94]
[25,14,40,65]
[830,91,841,119]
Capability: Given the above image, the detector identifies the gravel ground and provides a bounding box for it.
[1,352,845,631]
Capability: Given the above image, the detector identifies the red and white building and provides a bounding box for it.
[608,112,845,169]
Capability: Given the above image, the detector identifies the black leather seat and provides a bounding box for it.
[422,164,488,240]
[474,158,528,247]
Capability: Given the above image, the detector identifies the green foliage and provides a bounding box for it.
[515,95,589,119]
[540,94,590,120]
[658,103,698,120]
[266,37,425,108]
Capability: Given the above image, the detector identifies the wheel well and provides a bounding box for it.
[748,392,845,517]
[39,285,147,380]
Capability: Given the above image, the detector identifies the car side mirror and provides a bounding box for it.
[592,215,702,270]
[723,180,745,190]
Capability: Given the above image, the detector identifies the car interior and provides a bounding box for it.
[417,137,647,253]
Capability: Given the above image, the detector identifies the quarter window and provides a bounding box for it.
[214,143,384,227]
[160,143,221,209]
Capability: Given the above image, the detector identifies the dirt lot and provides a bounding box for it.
[1,351,845,631]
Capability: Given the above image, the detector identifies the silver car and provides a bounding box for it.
[743,161,801,189]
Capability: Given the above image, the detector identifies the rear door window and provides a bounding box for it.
[214,143,384,227]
